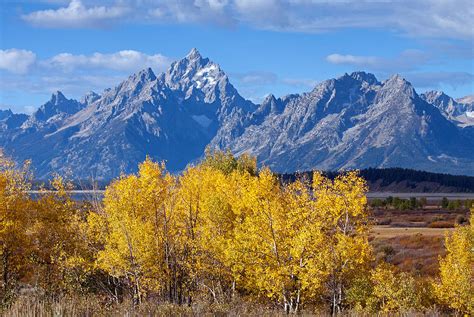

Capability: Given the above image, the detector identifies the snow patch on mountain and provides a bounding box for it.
[421,91,474,127]
[192,114,212,128]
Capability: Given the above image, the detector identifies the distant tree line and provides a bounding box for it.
[370,197,426,210]
[370,196,473,210]
[280,167,474,192]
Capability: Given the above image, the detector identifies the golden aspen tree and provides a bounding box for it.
[224,168,372,314]
[59,205,97,296]
[230,168,309,313]
[433,212,473,315]
[365,264,423,313]
[279,178,324,313]
[286,177,328,310]
[86,206,125,302]
[302,171,372,315]
[0,156,32,304]
[173,150,257,303]
[202,147,257,176]
[176,165,237,303]
[94,158,178,304]
[140,161,184,304]
[31,176,86,295]
[211,161,257,298]
[94,162,153,303]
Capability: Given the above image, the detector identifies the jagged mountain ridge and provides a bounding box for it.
[0,49,255,179]
[0,109,28,131]
[420,90,474,127]
[219,72,474,175]
[1,49,473,179]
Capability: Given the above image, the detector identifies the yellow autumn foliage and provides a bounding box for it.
[0,157,32,302]
[433,213,474,315]
[4,150,470,315]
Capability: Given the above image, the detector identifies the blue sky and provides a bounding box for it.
[1,0,473,114]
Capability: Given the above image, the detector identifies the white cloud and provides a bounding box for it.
[232,70,320,104]
[147,0,235,26]
[24,106,37,115]
[20,0,473,40]
[233,71,278,85]
[326,50,430,72]
[394,0,474,40]
[42,50,172,72]
[406,72,474,89]
[22,0,128,28]
[0,48,174,113]
[281,78,318,88]
[239,0,474,40]
[326,54,380,67]
[233,71,318,89]
[234,0,287,26]
[0,49,37,74]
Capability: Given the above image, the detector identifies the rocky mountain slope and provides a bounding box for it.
[0,109,28,131]
[0,49,255,179]
[420,91,474,127]
[217,72,474,175]
[1,49,473,179]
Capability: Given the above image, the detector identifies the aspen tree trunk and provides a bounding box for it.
[231,280,236,300]
[331,274,337,317]
[283,294,289,314]
[134,277,142,305]
[295,288,301,313]
[283,291,299,314]
[113,276,120,304]
[1,249,9,301]
[330,280,343,316]
[337,283,343,314]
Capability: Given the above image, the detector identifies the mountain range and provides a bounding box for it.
[1,48,473,179]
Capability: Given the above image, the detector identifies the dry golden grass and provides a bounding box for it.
[371,226,453,238]
[1,295,326,317]
[371,231,447,276]
[1,295,442,317]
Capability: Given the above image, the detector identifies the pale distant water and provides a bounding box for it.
[29,190,104,201]
[28,190,474,202]
[367,192,474,202]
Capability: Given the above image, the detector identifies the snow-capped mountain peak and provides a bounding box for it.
[186,47,202,60]
[30,91,84,123]
[349,71,379,85]
[422,90,451,105]
[163,48,227,95]
[104,67,159,103]
[0,49,257,178]
[80,91,100,106]
[0,109,14,120]
[380,74,415,97]
[122,67,157,90]
[456,94,474,106]
[50,91,68,105]
[384,74,410,86]
[421,90,467,117]
[0,109,28,130]
[136,67,157,82]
